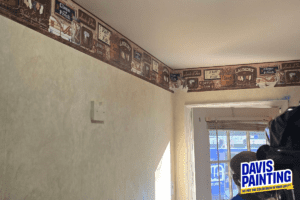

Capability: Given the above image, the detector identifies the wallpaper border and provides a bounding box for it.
[0,2,174,93]
[1,0,300,94]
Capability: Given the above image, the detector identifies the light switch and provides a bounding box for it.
[91,101,105,123]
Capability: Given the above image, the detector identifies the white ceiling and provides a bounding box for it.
[75,0,300,69]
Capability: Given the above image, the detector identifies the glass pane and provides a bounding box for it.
[211,163,230,200]
[209,130,218,161]
[211,163,220,200]
[218,131,228,161]
[232,179,239,198]
[228,160,239,198]
[230,131,247,159]
[220,163,230,200]
[250,131,267,153]
[209,130,228,161]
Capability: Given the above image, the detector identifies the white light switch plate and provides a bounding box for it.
[91,101,105,123]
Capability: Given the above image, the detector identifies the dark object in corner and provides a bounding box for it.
[256,105,300,200]
[269,105,300,150]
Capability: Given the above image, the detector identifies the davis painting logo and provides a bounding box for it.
[241,159,294,194]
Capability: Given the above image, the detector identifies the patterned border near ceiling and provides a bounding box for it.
[170,61,300,92]
[0,0,173,92]
[0,0,300,93]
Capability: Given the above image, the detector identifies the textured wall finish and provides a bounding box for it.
[0,15,175,200]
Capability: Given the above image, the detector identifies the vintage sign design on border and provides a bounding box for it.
[0,0,19,16]
[151,71,158,83]
[104,45,110,60]
[259,66,279,75]
[220,74,235,87]
[161,67,170,87]
[98,23,111,46]
[119,38,132,69]
[204,69,221,80]
[285,70,300,84]
[187,78,198,89]
[109,33,120,63]
[78,9,96,30]
[20,0,51,29]
[142,52,151,79]
[134,49,142,63]
[275,70,285,85]
[199,81,215,90]
[93,40,105,59]
[152,60,159,73]
[183,70,201,77]
[131,61,142,75]
[49,15,71,41]
[0,0,18,7]
[54,0,75,22]
[170,73,180,82]
[219,67,235,87]
[131,49,143,75]
[235,66,257,87]
[143,53,151,64]
[71,19,81,45]
[282,62,300,69]
[256,76,277,88]
[81,26,93,50]
[144,63,151,78]
[0,0,18,16]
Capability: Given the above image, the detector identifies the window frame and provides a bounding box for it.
[209,129,268,200]
[191,103,286,200]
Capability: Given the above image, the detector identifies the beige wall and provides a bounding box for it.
[174,87,300,200]
[0,15,175,200]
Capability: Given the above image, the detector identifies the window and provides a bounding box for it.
[191,102,287,200]
[209,129,269,200]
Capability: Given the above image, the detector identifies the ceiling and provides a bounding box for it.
[75,0,300,69]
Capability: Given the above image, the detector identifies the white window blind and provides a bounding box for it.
[206,117,269,131]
